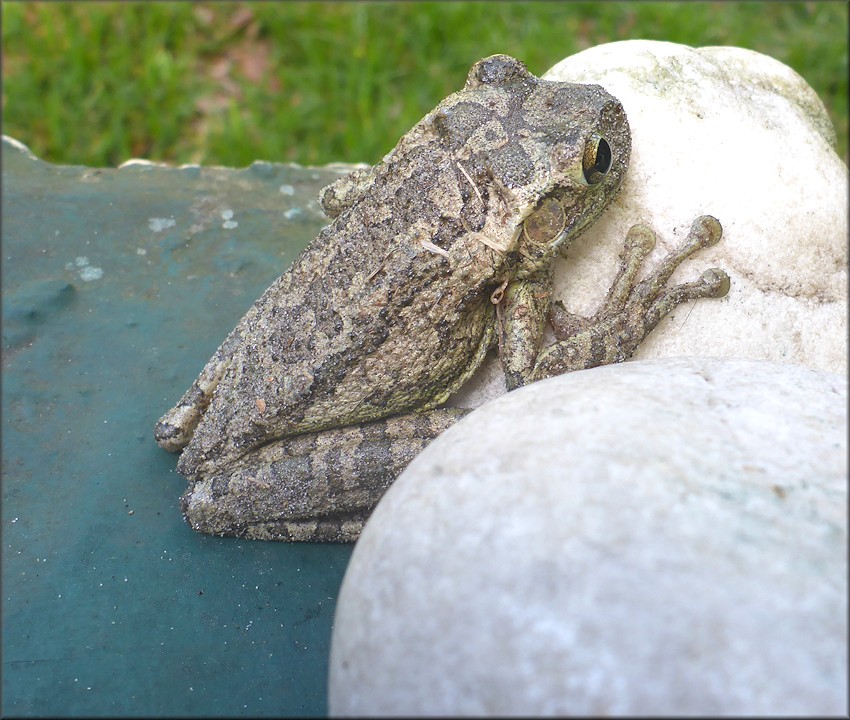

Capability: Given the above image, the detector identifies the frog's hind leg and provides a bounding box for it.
[180,408,467,542]
[531,215,730,381]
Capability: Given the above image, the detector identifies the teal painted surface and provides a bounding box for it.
[1,137,356,716]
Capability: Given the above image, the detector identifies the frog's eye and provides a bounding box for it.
[582,135,613,185]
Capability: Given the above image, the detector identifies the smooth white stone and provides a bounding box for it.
[329,357,847,716]
[451,41,847,411]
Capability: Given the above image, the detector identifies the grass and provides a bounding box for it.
[2,1,847,167]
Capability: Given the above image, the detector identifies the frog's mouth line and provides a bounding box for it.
[550,174,625,253]
[555,211,594,250]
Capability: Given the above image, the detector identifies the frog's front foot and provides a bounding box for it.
[532,215,730,381]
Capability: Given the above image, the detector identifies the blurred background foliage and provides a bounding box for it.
[2,1,847,168]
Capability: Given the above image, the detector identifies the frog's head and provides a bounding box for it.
[434,54,630,278]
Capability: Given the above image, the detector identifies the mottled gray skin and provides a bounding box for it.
[155,55,729,541]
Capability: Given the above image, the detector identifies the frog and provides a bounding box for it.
[154,54,730,542]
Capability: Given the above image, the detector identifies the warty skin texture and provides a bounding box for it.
[155,55,728,540]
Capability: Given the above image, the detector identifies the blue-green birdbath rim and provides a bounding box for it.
[2,136,356,717]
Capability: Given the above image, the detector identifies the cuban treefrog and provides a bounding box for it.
[154,54,729,541]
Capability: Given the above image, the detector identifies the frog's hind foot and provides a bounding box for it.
[534,215,729,380]
[178,408,468,542]
[181,489,369,542]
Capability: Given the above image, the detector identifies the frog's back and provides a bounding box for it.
[163,53,631,477]
[175,145,505,477]
[246,143,499,399]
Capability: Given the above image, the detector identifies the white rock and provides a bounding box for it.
[329,357,847,716]
[451,41,847,410]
